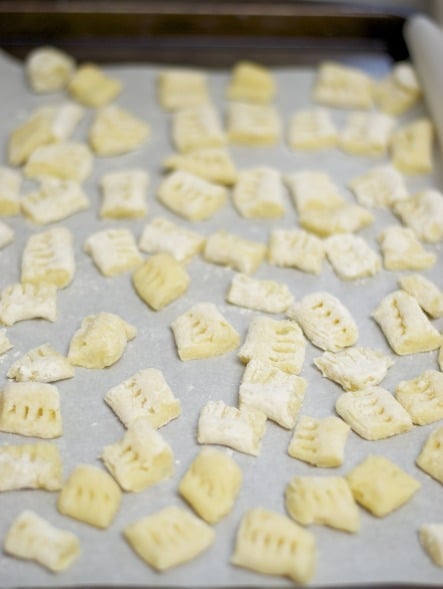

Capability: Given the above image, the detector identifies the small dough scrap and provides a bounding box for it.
[21,178,89,225]
[132,253,190,311]
[227,61,276,104]
[24,141,93,183]
[346,455,420,517]
[312,61,373,109]
[179,448,242,524]
[21,227,75,289]
[339,111,395,157]
[89,105,150,156]
[300,203,374,237]
[0,221,14,249]
[416,426,443,484]
[393,189,443,243]
[227,273,294,314]
[239,358,306,429]
[378,225,436,271]
[124,506,214,571]
[395,370,443,425]
[203,229,266,274]
[0,381,62,439]
[419,524,443,567]
[0,442,62,491]
[68,312,136,369]
[158,69,209,111]
[171,302,240,361]
[288,415,350,468]
[7,344,74,383]
[285,171,344,214]
[26,46,75,93]
[164,147,237,186]
[198,400,266,456]
[268,228,325,275]
[100,169,149,219]
[157,170,227,222]
[0,282,57,326]
[287,291,358,352]
[391,118,433,174]
[372,290,442,355]
[139,217,204,263]
[68,64,122,107]
[288,107,337,151]
[4,511,80,573]
[335,386,413,440]
[239,316,306,375]
[325,233,381,280]
[227,102,281,146]
[399,274,443,319]
[85,228,143,277]
[102,416,174,492]
[0,167,21,215]
[348,164,408,208]
[232,167,285,219]
[0,329,12,355]
[374,62,422,115]
[285,476,359,533]
[104,368,181,429]
[314,347,394,392]
[231,508,316,585]
[172,105,225,153]
[57,464,121,528]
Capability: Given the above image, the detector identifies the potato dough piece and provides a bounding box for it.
[416,426,443,484]
[68,312,136,369]
[0,329,12,355]
[288,107,337,150]
[227,61,276,104]
[325,233,381,280]
[300,203,374,237]
[100,169,149,219]
[0,282,57,326]
[0,442,62,491]
[158,69,209,111]
[4,511,80,572]
[268,228,325,275]
[348,164,409,208]
[346,455,420,517]
[85,228,142,277]
[227,102,281,146]
[391,118,433,174]
[164,147,237,186]
[139,217,204,263]
[7,344,74,383]
[24,141,93,183]
[89,105,150,156]
[68,64,121,107]
[21,178,89,225]
[0,167,21,215]
[179,448,242,524]
[26,46,75,93]
[232,167,284,219]
[398,274,443,319]
[374,62,422,115]
[285,171,344,214]
[339,111,395,157]
[395,370,443,425]
[378,225,436,271]
[0,221,14,249]
[227,273,294,314]
[393,189,443,243]
[419,524,443,567]
[124,506,214,571]
[204,229,266,274]
[312,61,373,109]
[172,105,225,153]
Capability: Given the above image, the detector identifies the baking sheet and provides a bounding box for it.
[0,46,442,588]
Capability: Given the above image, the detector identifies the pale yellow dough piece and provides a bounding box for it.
[68,63,121,107]
[416,426,443,484]
[348,164,409,208]
[172,105,225,153]
[268,228,325,275]
[288,415,350,467]
[285,476,359,532]
[57,464,121,528]
[227,61,276,104]
[378,225,436,271]
[26,46,75,93]
[372,290,442,355]
[227,273,294,314]
[325,233,381,280]
[346,455,420,517]
[339,111,395,157]
[89,105,150,156]
[393,189,443,243]
[0,282,57,326]
[0,167,21,215]
[391,118,433,174]
[374,61,422,115]
[84,228,142,277]
[164,147,237,186]
[0,442,62,491]
[0,381,62,439]
[68,312,136,369]
[100,169,149,219]
[0,221,14,249]
[288,107,337,150]
[198,400,266,456]
[179,448,242,524]
[335,386,413,440]
[7,344,74,383]
[203,229,266,274]
[4,511,80,573]
[232,167,284,219]
[300,203,374,237]
[399,274,443,319]
[104,368,181,429]
[158,69,209,111]
[285,171,344,214]
[231,508,316,585]
[227,102,281,146]
[419,524,443,567]
[139,217,204,263]
[124,506,215,571]
[395,370,443,425]
[0,329,12,355]
[312,61,374,109]
[440,347,443,372]
[102,416,174,492]
[24,141,93,183]
[21,178,89,225]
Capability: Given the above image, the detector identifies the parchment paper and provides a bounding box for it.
[0,42,442,588]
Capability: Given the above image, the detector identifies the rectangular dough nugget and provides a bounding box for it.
[0,167,21,215]
[228,102,281,146]
[204,229,266,274]
[312,61,374,109]
[391,118,433,174]
[288,107,337,151]
[232,167,284,219]
[139,217,204,263]
[227,273,294,314]
[0,442,62,491]
[158,69,209,111]
[172,105,225,153]
[268,228,325,275]
[227,61,276,104]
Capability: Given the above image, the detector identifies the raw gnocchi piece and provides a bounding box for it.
[85,228,142,277]
[0,442,62,491]
[102,417,174,492]
[227,273,294,314]
[391,118,433,174]
[197,400,266,456]
[227,101,281,146]
[124,506,214,571]
[0,282,57,326]
[268,228,325,275]
[0,221,14,249]
[157,170,227,222]
[395,370,443,425]
[416,426,443,484]
[172,105,225,153]
[4,511,80,572]
[378,225,436,271]
[158,69,209,111]
[398,274,443,319]
[7,344,74,383]
[339,111,395,157]
[132,253,189,311]
[89,105,150,156]
[240,316,306,375]
[179,448,242,524]
[393,189,443,243]
[104,368,180,429]
[440,347,443,372]
[374,61,422,115]
[231,508,316,585]
[163,147,237,186]
[288,415,350,467]
[335,386,413,440]
[0,382,62,439]
[99,169,149,219]
[348,164,408,208]
[419,524,443,567]
[0,167,21,215]
[139,217,204,263]
[227,61,276,104]
[232,167,284,219]
[68,63,122,107]
[285,476,359,532]
[288,107,337,150]
[346,455,420,517]
[325,233,381,280]
[314,347,394,392]
[21,178,89,225]
[57,464,121,528]
[203,229,266,274]
[239,358,306,429]
[372,290,442,355]
[68,312,136,369]
[171,302,240,361]
[24,141,93,183]
[287,291,358,352]
[21,227,75,289]
[285,171,344,214]
[312,61,373,109]
[0,329,12,355]
[299,203,374,237]
[26,46,75,93]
